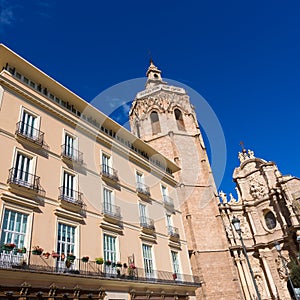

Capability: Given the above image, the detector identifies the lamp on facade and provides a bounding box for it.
[274,242,299,300]
[232,216,262,300]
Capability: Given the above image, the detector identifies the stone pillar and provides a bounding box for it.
[234,254,252,300]
[260,253,277,299]
[240,255,256,299]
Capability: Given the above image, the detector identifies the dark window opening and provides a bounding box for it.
[150,111,161,135]
[265,211,277,230]
[174,109,185,131]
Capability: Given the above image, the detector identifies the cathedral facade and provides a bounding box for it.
[219,149,300,299]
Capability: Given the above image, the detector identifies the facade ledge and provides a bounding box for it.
[1,192,40,209]
[139,232,157,244]
[54,208,85,223]
[100,221,124,235]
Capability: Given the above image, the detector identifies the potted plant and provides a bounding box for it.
[105,260,112,266]
[65,259,72,268]
[43,252,51,259]
[95,257,104,265]
[172,273,177,280]
[32,246,43,255]
[51,251,60,258]
[81,256,89,262]
[123,263,128,268]
[128,263,136,278]
[17,247,26,253]
[2,243,16,251]
[67,253,76,261]
[116,261,122,268]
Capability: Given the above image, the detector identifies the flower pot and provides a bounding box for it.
[67,255,76,261]
[32,250,43,255]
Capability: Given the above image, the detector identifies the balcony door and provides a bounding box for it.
[102,153,110,174]
[142,244,154,278]
[103,234,116,274]
[103,188,113,214]
[0,208,28,251]
[64,133,77,159]
[171,251,181,280]
[63,171,75,201]
[14,153,32,185]
[20,110,38,139]
[139,203,147,225]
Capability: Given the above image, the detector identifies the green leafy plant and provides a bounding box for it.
[95,257,104,265]
[288,260,300,287]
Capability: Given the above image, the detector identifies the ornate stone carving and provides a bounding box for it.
[249,176,268,199]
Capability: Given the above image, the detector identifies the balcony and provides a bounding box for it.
[61,145,83,165]
[7,168,41,194]
[58,187,84,212]
[163,195,175,211]
[136,182,150,198]
[102,203,122,224]
[167,225,180,241]
[15,121,44,146]
[0,253,200,287]
[100,165,119,182]
[140,217,155,234]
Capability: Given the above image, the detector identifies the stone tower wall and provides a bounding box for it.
[129,67,243,299]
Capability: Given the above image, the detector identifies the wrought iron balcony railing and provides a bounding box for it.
[167,225,180,239]
[7,168,41,192]
[15,121,44,146]
[163,195,175,210]
[61,145,83,165]
[102,203,122,220]
[100,165,119,181]
[58,187,84,208]
[140,217,155,231]
[136,182,150,197]
[0,253,200,286]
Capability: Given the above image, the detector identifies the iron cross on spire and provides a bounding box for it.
[239,141,246,153]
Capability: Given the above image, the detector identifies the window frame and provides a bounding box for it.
[0,204,33,252]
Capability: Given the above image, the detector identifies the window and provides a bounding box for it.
[62,171,76,201]
[64,133,76,158]
[0,209,28,250]
[56,223,76,260]
[102,153,111,174]
[103,188,113,213]
[136,172,143,185]
[13,152,33,187]
[166,214,172,227]
[150,111,161,135]
[162,185,168,202]
[171,251,181,279]
[19,109,39,140]
[139,203,147,224]
[103,234,117,273]
[265,211,277,230]
[142,244,154,278]
[174,109,185,131]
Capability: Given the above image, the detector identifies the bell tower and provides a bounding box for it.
[129,61,242,299]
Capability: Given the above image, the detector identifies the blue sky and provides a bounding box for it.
[1,0,300,196]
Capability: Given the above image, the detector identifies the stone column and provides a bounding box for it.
[260,253,277,299]
[234,254,252,300]
[240,254,256,299]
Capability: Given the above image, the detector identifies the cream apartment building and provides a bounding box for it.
[0,44,199,299]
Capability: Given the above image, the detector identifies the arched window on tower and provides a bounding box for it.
[174,109,185,131]
[150,111,161,135]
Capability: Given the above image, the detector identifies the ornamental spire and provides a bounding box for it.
[145,59,166,88]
